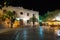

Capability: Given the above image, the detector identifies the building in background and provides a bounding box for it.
[2,6,39,26]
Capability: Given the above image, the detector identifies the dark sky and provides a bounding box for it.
[0,0,60,15]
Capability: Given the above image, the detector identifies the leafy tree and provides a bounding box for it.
[2,11,16,28]
[30,14,38,27]
[42,10,60,21]
[6,11,15,28]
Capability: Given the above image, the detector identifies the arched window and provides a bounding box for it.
[27,13,29,16]
[3,10,6,13]
[27,20,30,23]
[20,12,23,15]
[13,11,16,15]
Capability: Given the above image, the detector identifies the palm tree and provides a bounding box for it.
[30,14,38,27]
[7,11,15,28]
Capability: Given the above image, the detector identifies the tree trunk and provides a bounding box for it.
[10,19,12,28]
[10,18,13,28]
[33,21,34,27]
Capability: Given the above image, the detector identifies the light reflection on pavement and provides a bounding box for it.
[0,26,60,40]
[14,26,57,40]
[39,26,44,40]
[23,29,27,40]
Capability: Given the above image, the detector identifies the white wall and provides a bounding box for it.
[2,6,39,25]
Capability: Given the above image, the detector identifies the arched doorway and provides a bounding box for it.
[20,19,24,28]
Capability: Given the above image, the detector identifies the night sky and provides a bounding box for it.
[0,0,60,15]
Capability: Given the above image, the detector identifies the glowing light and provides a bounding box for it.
[55,17,60,20]
[53,14,60,21]
[16,18,20,20]
[23,18,29,21]
[16,18,23,20]
[13,20,20,28]
[57,30,60,36]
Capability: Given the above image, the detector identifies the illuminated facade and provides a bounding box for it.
[2,6,39,25]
